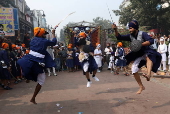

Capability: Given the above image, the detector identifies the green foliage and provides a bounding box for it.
[109,26,130,47]
[113,0,170,34]
[93,17,112,29]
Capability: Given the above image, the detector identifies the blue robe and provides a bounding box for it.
[81,44,98,75]
[116,47,126,67]
[0,50,11,79]
[10,51,18,78]
[17,37,57,81]
[117,32,161,73]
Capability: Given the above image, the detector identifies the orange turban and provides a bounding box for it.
[67,45,72,49]
[21,44,26,48]
[117,42,123,47]
[25,50,30,54]
[79,32,87,38]
[96,43,99,46]
[2,43,9,49]
[16,47,21,50]
[68,43,72,46]
[34,27,48,37]
[12,44,16,49]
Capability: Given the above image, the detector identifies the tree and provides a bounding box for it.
[93,17,112,29]
[108,26,131,47]
[113,0,170,34]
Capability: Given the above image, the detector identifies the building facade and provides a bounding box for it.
[0,0,48,43]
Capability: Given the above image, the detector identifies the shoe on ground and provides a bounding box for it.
[17,79,22,82]
[97,69,101,72]
[93,76,99,81]
[14,81,18,84]
[53,73,57,76]
[87,81,92,87]
[48,73,51,76]
[4,86,13,90]
[107,68,111,70]
[1,84,4,88]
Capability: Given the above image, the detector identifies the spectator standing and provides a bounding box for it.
[104,43,113,70]
[158,38,167,71]
[94,43,102,72]
[23,33,31,48]
[60,46,67,71]
[53,45,62,72]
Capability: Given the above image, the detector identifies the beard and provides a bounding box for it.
[130,30,137,36]
[130,31,135,35]
[78,38,86,46]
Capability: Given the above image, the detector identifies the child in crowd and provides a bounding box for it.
[108,52,115,73]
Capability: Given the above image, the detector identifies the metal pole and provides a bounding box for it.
[38,16,39,27]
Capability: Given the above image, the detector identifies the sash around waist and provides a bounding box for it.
[29,50,45,58]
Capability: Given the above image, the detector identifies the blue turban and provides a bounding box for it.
[128,20,139,30]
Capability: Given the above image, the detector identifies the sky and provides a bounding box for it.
[26,0,124,37]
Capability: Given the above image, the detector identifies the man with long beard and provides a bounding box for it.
[112,20,161,94]
[78,32,99,87]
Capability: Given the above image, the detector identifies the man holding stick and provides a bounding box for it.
[112,20,161,94]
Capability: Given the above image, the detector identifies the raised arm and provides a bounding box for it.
[46,29,57,46]
[112,24,131,41]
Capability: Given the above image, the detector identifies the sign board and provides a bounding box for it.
[0,8,15,36]
[13,8,19,30]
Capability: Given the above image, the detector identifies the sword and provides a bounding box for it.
[8,69,17,80]
[106,3,113,23]
[54,12,76,29]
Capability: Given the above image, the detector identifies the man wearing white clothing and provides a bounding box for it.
[94,44,102,72]
[168,40,170,71]
[104,43,113,69]
[158,38,167,71]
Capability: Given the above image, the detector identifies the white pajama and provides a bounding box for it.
[108,62,115,69]
[131,55,146,74]
[108,56,115,69]
[158,44,167,71]
[168,43,170,70]
[37,73,46,85]
[83,62,89,72]
[159,61,167,71]
[94,49,102,67]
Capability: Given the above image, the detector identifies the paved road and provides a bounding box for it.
[0,67,170,114]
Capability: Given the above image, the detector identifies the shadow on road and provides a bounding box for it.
[0,98,116,114]
[152,101,170,108]
[96,87,138,94]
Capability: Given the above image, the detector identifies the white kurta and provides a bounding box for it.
[104,47,113,54]
[108,56,115,69]
[158,44,167,61]
[94,49,102,67]
[168,43,170,64]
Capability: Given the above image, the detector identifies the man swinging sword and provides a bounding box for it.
[112,20,161,94]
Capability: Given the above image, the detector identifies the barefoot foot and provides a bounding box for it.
[142,74,151,81]
[30,98,37,104]
[136,86,145,94]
